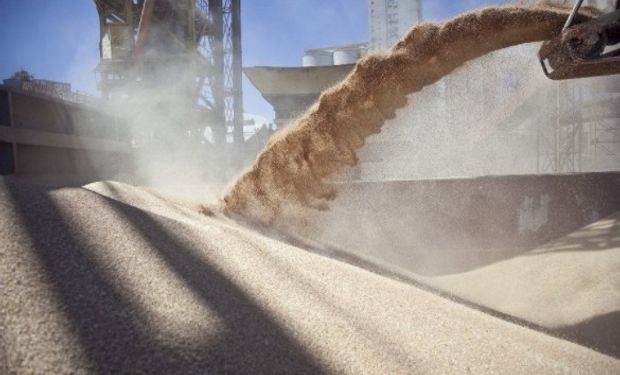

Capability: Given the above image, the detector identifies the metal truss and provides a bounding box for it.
[94,0,243,145]
[586,79,620,170]
[536,78,620,173]
[536,82,585,174]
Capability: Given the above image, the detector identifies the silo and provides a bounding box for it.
[302,49,334,66]
[333,48,361,65]
[368,0,421,51]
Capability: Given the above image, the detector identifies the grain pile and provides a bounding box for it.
[2,177,619,373]
[4,3,619,373]
[423,211,620,359]
[222,4,597,225]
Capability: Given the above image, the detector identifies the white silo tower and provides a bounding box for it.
[368,0,422,51]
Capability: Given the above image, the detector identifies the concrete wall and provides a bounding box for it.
[0,142,14,174]
[0,86,131,186]
[243,65,354,128]
[263,94,318,126]
[304,172,620,275]
[12,92,74,134]
[11,91,121,139]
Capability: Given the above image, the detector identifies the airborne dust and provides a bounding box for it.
[221,4,597,226]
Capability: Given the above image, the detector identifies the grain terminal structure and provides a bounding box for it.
[245,0,422,129]
[0,73,130,186]
[0,1,247,186]
[2,2,620,373]
[245,1,620,179]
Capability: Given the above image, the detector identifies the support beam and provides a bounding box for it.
[94,0,244,150]
[231,0,243,144]
[132,0,155,66]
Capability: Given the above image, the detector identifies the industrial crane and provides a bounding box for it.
[93,0,243,145]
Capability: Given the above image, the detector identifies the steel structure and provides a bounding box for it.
[93,0,243,145]
[442,49,620,175]
[585,79,620,170]
[534,77,620,174]
[536,82,585,173]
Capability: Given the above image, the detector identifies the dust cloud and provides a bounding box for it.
[222,4,596,225]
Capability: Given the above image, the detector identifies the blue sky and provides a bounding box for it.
[0,0,510,121]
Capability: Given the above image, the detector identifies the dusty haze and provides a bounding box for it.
[221,4,598,225]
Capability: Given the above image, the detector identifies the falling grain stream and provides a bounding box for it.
[223,5,597,225]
